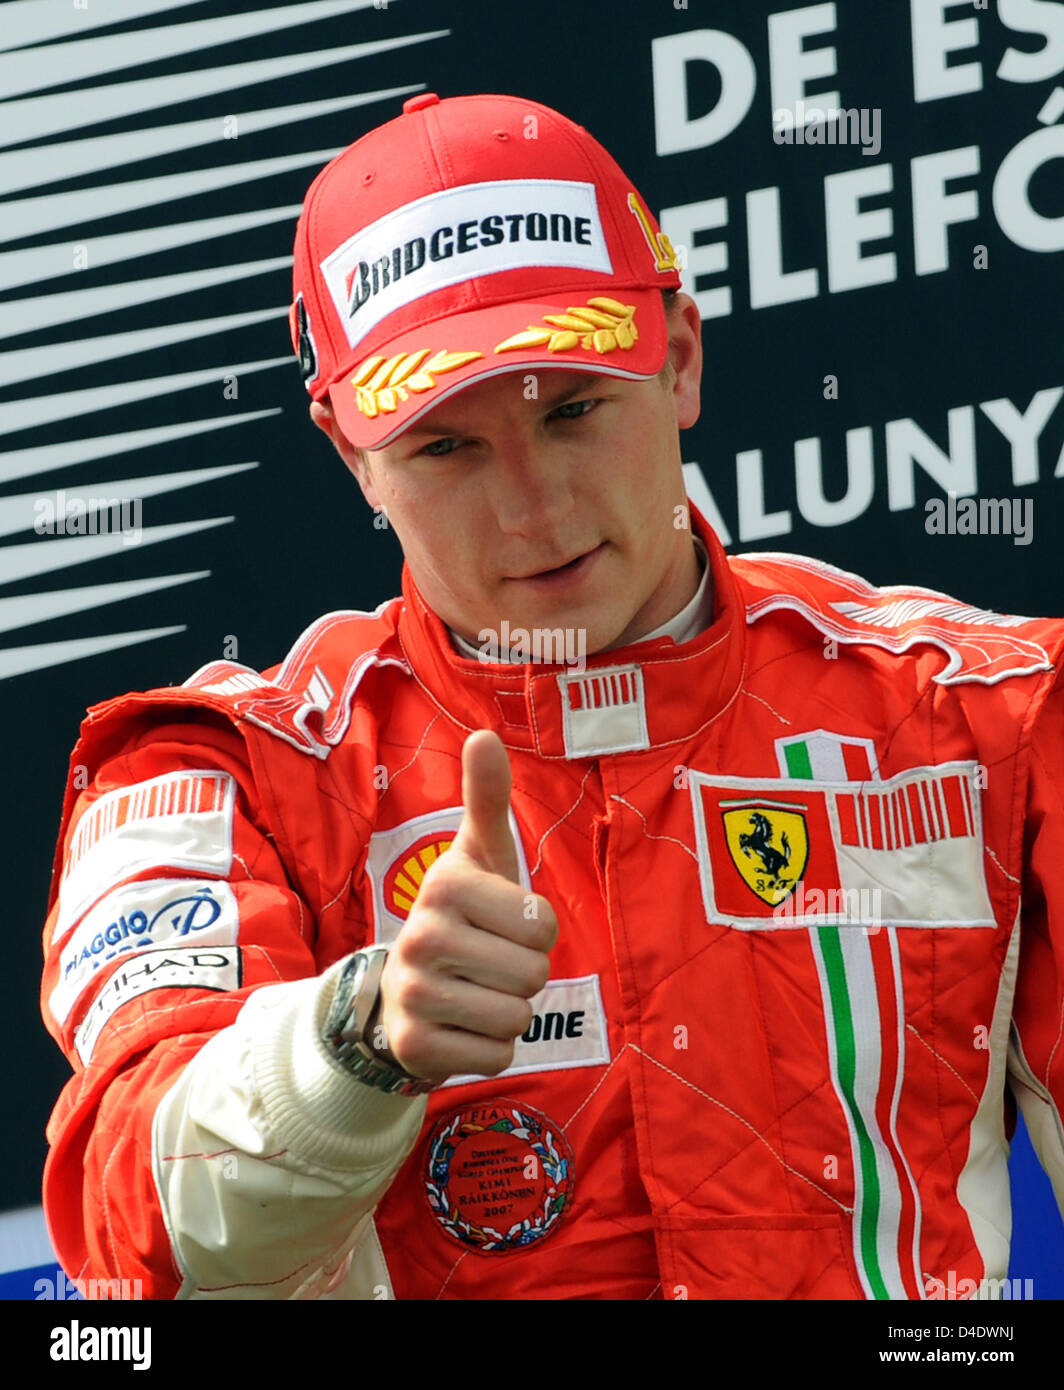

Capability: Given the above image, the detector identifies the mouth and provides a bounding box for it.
[509,543,606,587]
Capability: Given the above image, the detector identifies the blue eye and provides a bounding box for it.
[552,398,596,420]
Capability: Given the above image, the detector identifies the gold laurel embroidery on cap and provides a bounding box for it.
[350,348,484,418]
[493,298,638,355]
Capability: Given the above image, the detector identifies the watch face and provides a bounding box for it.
[349,952,371,997]
[331,953,373,1046]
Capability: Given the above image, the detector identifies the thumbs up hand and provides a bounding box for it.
[448,728,522,883]
[372,732,558,1084]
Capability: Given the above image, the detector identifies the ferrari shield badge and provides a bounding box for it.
[425,1102,575,1254]
[723,802,809,906]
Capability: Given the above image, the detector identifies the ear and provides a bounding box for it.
[309,400,382,510]
[666,292,703,430]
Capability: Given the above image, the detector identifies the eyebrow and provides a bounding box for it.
[401,373,612,438]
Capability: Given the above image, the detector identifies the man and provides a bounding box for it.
[41,92,1064,1301]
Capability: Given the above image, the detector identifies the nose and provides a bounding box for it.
[489,431,577,538]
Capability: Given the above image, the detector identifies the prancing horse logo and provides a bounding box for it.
[739,812,791,877]
[723,805,809,907]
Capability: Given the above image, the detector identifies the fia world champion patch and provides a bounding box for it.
[425,1102,574,1254]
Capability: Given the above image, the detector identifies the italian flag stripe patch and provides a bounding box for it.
[784,731,923,1300]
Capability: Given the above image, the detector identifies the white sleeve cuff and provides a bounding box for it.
[249,959,428,1173]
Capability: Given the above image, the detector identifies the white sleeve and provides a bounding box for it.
[151,958,427,1299]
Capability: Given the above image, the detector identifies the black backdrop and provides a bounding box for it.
[2,0,1062,1285]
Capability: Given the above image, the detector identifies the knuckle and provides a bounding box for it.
[392,1026,449,1083]
[391,964,436,1015]
[386,1018,420,1068]
[415,859,467,909]
[400,910,452,964]
[528,953,552,995]
[480,1041,516,1077]
[389,925,419,966]
[381,961,436,1017]
[407,874,445,913]
[525,900,558,950]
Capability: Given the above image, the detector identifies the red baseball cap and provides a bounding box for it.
[290,92,682,450]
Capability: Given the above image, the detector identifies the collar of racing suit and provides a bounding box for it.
[395,504,746,759]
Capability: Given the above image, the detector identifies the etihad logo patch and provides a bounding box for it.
[320,179,611,352]
[366,805,531,944]
[440,975,610,1088]
[74,945,241,1065]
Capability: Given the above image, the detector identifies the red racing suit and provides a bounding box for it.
[41,506,1064,1299]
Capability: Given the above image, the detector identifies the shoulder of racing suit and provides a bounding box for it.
[729,547,1064,690]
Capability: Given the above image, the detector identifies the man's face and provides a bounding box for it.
[312,294,703,657]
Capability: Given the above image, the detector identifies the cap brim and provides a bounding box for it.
[327,288,668,450]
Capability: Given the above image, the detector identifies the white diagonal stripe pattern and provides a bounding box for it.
[0,5,447,681]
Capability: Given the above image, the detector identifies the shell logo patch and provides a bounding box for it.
[425,1102,575,1254]
[382,832,455,921]
[723,803,809,906]
[366,806,532,945]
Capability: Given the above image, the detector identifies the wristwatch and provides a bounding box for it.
[321,948,437,1096]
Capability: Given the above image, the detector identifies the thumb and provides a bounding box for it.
[452,730,521,884]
